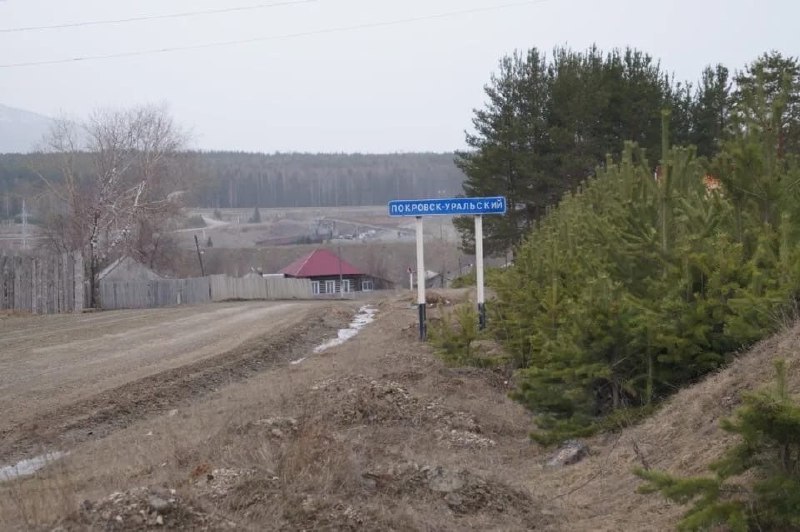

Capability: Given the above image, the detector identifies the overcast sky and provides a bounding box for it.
[0,0,797,153]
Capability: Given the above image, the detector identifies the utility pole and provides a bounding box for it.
[194,234,206,276]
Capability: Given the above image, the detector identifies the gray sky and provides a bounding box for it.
[0,0,797,153]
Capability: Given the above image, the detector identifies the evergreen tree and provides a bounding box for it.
[690,65,731,158]
[439,49,800,444]
[455,49,549,255]
[494,129,800,441]
[636,360,800,531]
[732,52,800,158]
[455,46,683,256]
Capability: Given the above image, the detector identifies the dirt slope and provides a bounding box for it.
[2,293,798,530]
[531,320,800,531]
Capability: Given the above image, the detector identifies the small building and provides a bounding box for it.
[98,256,162,283]
[278,249,387,295]
[422,270,444,289]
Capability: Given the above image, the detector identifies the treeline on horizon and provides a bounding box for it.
[189,151,466,209]
[0,151,467,219]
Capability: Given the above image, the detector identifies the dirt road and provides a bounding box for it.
[0,300,355,462]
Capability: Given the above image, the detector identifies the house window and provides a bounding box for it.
[311,281,320,295]
[342,279,351,293]
[325,280,336,294]
[361,279,374,292]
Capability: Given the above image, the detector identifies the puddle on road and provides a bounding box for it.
[0,451,66,482]
[291,305,378,365]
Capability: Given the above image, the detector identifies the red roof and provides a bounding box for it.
[279,249,363,278]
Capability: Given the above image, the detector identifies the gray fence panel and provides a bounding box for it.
[100,275,311,310]
[0,252,84,314]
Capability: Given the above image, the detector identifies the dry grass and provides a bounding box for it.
[0,456,76,531]
[3,293,798,531]
[531,320,800,531]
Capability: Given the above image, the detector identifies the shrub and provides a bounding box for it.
[429,304,482,366]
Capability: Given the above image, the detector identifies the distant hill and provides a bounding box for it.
[0,104,52,153]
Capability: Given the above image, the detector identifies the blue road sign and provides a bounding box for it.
[388,196,507,217]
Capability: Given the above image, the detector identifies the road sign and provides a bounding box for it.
[388,196,506,217]
[388,196,507,339]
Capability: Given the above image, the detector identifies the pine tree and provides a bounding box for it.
[732,52,800,158]
[690,65,730,158]
[454,49,549,255]
[495,130,800,441]
[442,50,800,444]
[636,360,800,531]
[455,46,685,256]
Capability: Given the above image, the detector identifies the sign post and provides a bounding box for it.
[475,215,485,329]
[388,196,506,340]
[415,216,426,340]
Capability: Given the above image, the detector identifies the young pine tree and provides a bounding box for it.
[636,360,800,531]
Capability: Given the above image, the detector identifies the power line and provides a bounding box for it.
[0,0,548,68]
[0,0,318,33]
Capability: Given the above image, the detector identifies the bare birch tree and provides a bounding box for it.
[38,105,188,307]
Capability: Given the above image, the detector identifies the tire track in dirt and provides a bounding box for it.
[0,302,357,464]
[0,306,243,351]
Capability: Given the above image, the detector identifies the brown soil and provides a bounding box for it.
[2,292,798,531]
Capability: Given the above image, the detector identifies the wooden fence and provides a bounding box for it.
[0,252,84,314]
[99,274,312,310]
[208,275,312,301]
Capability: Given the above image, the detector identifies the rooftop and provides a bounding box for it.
[279,248,363,278]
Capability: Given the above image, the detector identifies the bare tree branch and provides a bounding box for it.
[35,104,189,307]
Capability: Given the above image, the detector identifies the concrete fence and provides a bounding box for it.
[0,252,84,314]
[99,274,312,310]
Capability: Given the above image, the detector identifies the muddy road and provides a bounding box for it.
[0,301,356,462]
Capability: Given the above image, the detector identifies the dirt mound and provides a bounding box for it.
[231,416,299,440]
[310,375,485,443]
[365,462,537,518]
[68,487,236,531]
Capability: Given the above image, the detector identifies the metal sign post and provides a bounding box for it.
[475,215,485,329]
[415,216,426,340]
[388,196,506,340]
